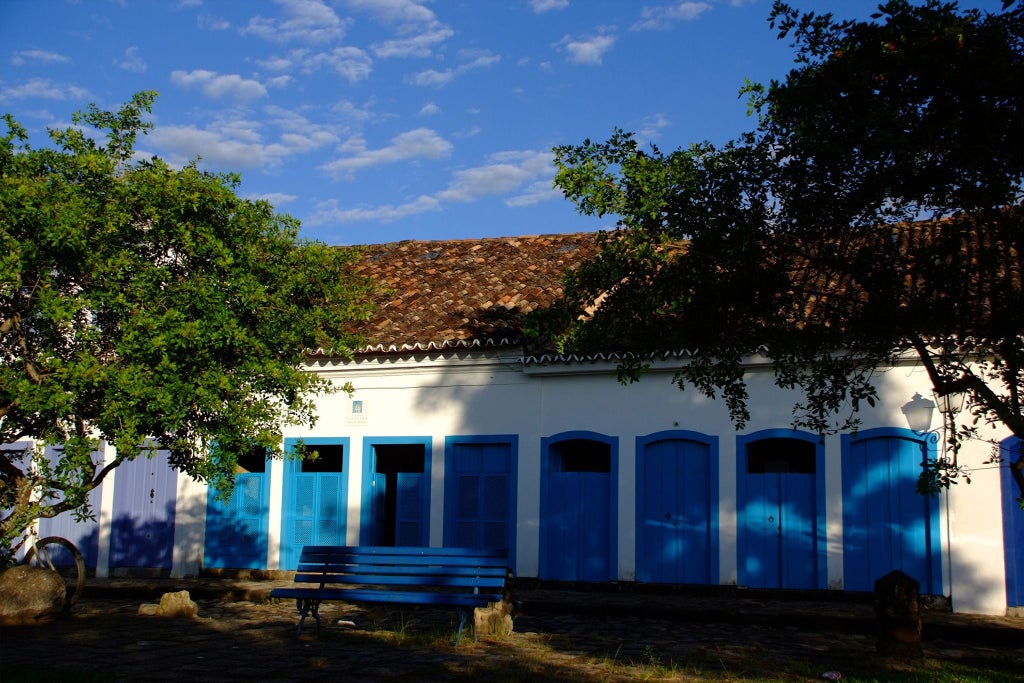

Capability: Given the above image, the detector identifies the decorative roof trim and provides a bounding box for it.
[309,337,520,358]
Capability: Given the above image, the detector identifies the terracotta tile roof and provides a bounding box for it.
[335,232,602,355]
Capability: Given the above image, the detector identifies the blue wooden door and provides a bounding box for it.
[36,445,103,570]
[842,430,942,594]
[280,440,348,568]
[445,441,513,550]
[540,435,615,582]
[110,450,177,571]
[204,471,268,569]
[361,440,430,547]
[740,471,817,588]
[367,471,426,546]
[542,471,610,581]
[636,435,717,584]
[395,472,426,546]
[1001,437,1023,608]
[737,434,823,590]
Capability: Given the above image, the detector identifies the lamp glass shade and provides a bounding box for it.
[934,390,965,414]
[901,393,935,433]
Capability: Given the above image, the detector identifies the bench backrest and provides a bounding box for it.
[294,545,509,592]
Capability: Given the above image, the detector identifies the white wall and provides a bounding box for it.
[58,348,1011,614]
[284,350,1012,614]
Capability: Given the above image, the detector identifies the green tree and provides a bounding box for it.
[0,92,377,559]
[536,1,1024,502]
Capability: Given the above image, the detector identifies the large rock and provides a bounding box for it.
[474,598,513,638]
[0,565,66,625]
[138,590,199,618]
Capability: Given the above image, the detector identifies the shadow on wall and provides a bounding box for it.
[108,500,177,576]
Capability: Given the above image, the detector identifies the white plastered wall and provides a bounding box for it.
[63,347,1012,614]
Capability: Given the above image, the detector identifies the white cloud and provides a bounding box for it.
[320,127,453,179]
[147,110,338,171]
[11,49,70,66]
[409,68,454,87]
[342,0,453,59]
[170,69,268,102]
[631,2,712,31]
[343,0,437,25]
[308,148,558,225]
[256,55,295,72]
[0,78,89,102]
[331,98,377,123]
[409,49,500,87]
[637,112,671,141]
[530,0,569,12]
[250,192,298,207]
[119,46,147,73]
[310,195,442,224]
[301,47,373,82]
[419,102,441,116]
[506,180,560,207]
[198,14,232,31]
[558,33,616,65]
[371,24,454,59]
[436,150,552,203]
[242,0,346,44]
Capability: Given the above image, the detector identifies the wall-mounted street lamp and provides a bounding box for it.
[902,388,966,433]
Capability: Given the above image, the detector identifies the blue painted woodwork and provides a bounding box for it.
[737,431,826,590]
[842,428,942,594]
[359,437,431,546]
[204,469,269,569]
[1001,437,1023,607]
[444,437,517,556]
[539,431,617,582]
[270,545,509,642]
[36,445,103,570]
[109,450,177,570]
[395,472,425,546]
[279,438,349,569]
[636,431,719,585]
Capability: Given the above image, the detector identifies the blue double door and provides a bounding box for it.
[635,432,718,584]
[737,432,826,590]
[444,438,516,552]
[842,429,942,594]
[361,439,430,547]
[204,446,271,570]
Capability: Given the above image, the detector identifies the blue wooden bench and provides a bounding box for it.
[270,545,510,644]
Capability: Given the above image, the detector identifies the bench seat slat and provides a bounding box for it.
[299,556,507,569]
[290,574,507,589]
[270,587,504,608]
[301,545,506,558]
[294,564,507,577]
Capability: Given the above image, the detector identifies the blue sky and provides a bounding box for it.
[0,1,1005,245]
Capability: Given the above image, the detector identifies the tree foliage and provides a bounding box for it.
[536,1,1024,502]
[0,92,377,557]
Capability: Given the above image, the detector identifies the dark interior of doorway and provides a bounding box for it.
[373,443,426,546]
[746,438,815,473]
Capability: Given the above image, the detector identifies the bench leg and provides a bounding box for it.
[294,597,322,637]
[454,607,475,647]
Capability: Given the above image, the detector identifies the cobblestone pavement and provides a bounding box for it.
[1,579,1022,682]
